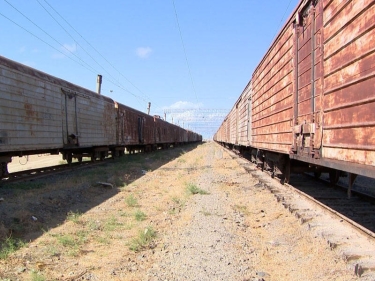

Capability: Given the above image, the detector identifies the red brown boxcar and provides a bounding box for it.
[214,0,375,192]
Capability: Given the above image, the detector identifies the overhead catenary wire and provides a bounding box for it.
[172,0,199,104]
[39,0,153,105]
[0,10,139,103]
[0,11,97,75]
[269,0,295,46]
[35,0,124,91]
[3,0,100,75]
[2,0,152,108]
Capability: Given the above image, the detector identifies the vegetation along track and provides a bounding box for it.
[0,141,373,280]
[224,147,375,278]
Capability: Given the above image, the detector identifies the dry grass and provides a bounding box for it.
[0,143,204,280]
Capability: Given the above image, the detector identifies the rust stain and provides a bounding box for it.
[24,103,40,121]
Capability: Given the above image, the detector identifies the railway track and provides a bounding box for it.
[0,159,107,185]
[224,148,375,278]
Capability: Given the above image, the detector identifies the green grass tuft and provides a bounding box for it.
[0,236,26,259]
[129,226,156,252]
[186,183,209,195]
[66,210,82,224]
[134,210,147,221]
[125,194,138,207]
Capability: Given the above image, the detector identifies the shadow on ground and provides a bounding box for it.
[0,142,202,246]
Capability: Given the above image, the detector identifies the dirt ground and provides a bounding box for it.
[0,142,363,280]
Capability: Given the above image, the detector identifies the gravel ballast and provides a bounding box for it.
[0,142,367,280]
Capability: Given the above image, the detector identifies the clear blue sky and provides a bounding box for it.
[0,0,299,139]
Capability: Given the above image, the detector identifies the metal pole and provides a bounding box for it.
[96,75,102,95]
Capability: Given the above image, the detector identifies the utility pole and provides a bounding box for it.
[147,102,151,115]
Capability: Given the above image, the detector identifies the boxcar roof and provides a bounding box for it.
[0,55,114,104]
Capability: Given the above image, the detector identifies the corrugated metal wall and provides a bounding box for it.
[251,16,294,154]
[322,0,375,166]
[0,63,63,151]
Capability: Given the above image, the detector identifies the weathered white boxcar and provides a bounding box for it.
[0,56,117,175]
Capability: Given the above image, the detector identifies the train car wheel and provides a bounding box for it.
[100,152,105,161]
[314,171,321,179]
[329,170,340,185]
[91,152,96,162]
[115,150,120,158]
[66,153,73,165]
[77,156,83,163]
[1,162,9,178]
[281,157,290,184]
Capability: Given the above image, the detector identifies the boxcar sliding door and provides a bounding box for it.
[138,117,144,144]
[62,89,79,147]
[292,0,323,159]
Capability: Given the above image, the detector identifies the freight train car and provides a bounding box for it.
[0,56,201,178]
[214,0,375,194]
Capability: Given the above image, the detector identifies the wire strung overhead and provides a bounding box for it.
[2,0,152,107]
[172,0,199,104]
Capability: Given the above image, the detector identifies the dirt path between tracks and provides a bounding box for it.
[0,142,360,280]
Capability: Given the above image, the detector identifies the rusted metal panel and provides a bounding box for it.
[0,55,119,156]
[61,88,117,148]
[117,103,156,146]
[237,84,252,146]
[291,0,324,157]
[215,0,375,177]
[0,57,63,152]
[251,14,294,154]
[322,0,375,166]
[215,116,228,143]
[228,109,235,145]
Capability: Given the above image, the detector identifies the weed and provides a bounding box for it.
[125,194,138,207]
[66,210,82,224]
[111,176,124,188]
[118,184,128,192]
[233,204,250,215]
[76,230,88,244]
[200,209,212,216]
[134,210,147,221]
[96,235,110,245]
[0,236,25,259]
[186,183,209,195]
[104,216,121,231]
[88,219,102,231]
[129,226,156,252]
[96,236,111,245]
[172,196,185,207]
[169,196,186,214]
[55,234,82,256]
[46,245,60,257]
[67,246,80,257]
[56,234,76,247]
[30,270,46,281]
[124,222,135,230]
[121,211,134,218]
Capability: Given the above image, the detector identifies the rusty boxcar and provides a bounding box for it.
[0,55,118,171]
[214,0,375,193]
[0,55,202,178]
